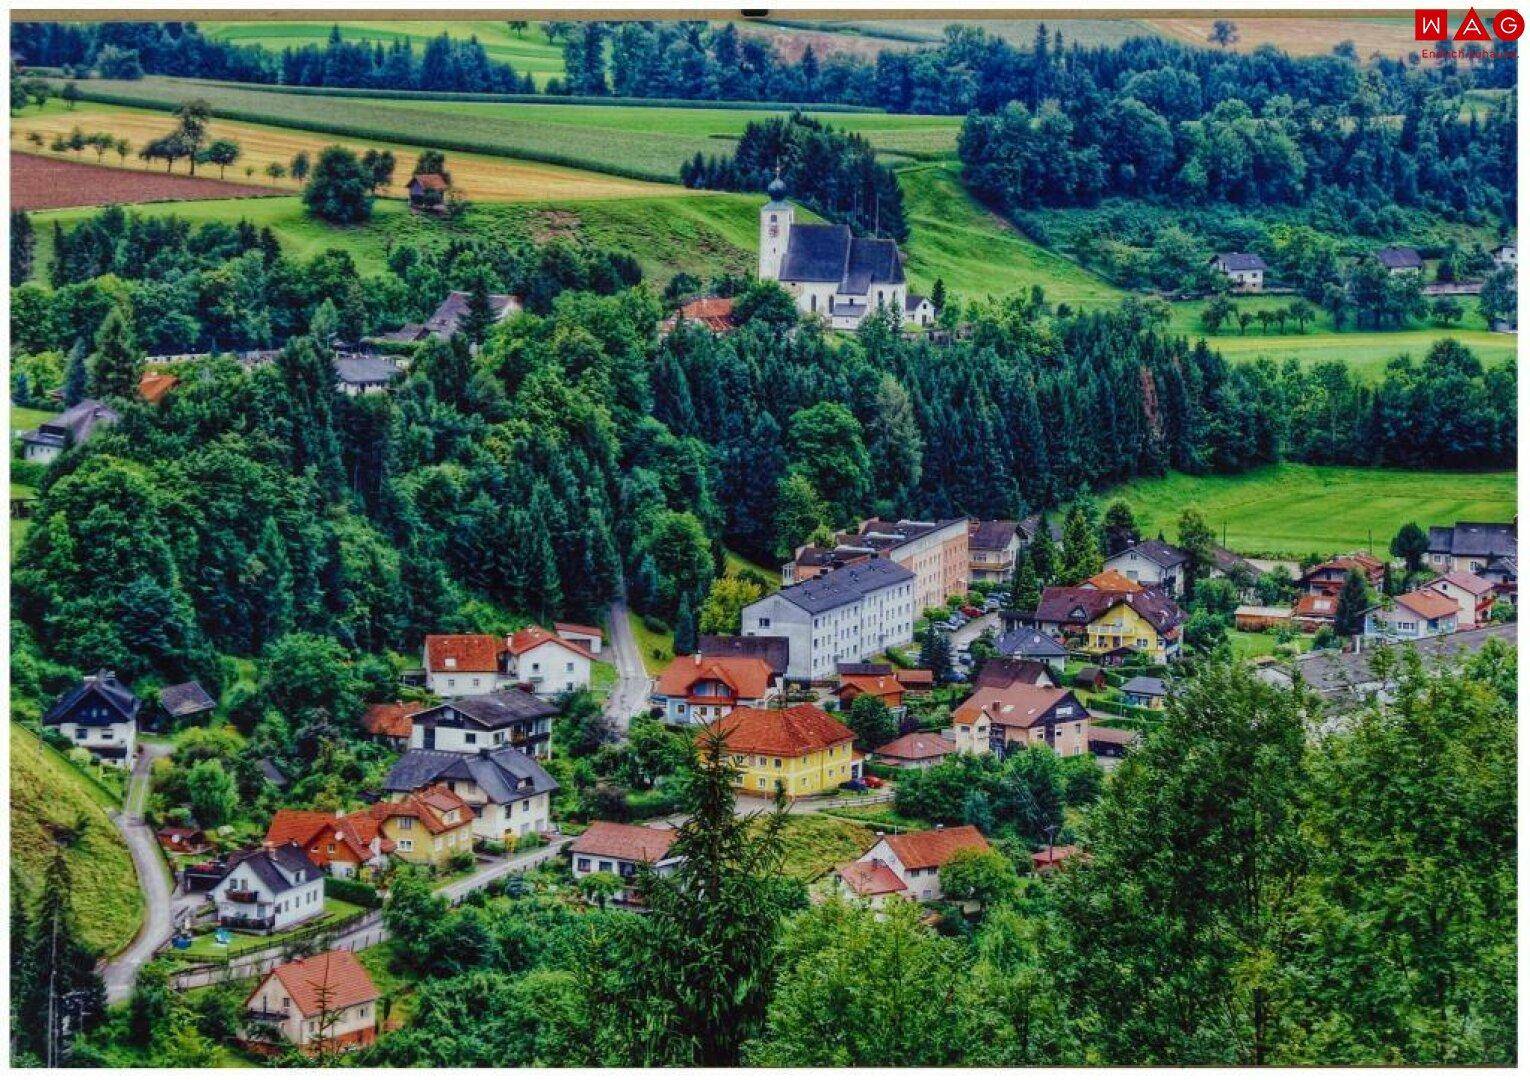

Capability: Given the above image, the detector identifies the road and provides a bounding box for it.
[949,612,999,652]
[602,599,653,736]
[102,740,180,1004]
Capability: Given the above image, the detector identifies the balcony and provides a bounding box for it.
[220,913,276,932]
[246,1009,288,1024]
[225,889,260,904]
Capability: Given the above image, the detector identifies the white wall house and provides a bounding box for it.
[1209,252,1268,291]
[505,628,594,698]
[210,843,326,933]
[1102,540,1189,596]
[834,825,992,906]
[384,746,558,843]
[1363,589,1460,642]
[742,558,916,682]
[421,634,510,698]
[40,670,141,767]
[245,951,378,1053]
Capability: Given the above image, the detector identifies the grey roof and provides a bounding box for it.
[969,520,1018,552]
[42,670,141,728]
[974,658,1053,688]
[384,747,558,805]
[1427,522,1516,559]
[334,353,402,386]
[698,635,791,678]
[906,293,930,311]
[1017,513,1063,543]
[840,518,964,553]
[21,399,120,450]
[1290,623,1516,701]
[774,557,915,616]
[415,689,557,731]
[1121,676,1167,697]
[257,757,290,787]
[994,627,1068,660]
[221,842,319,895]
[422,291,519,339]
[1375,246,1423,270]
[1212,252,1268,272]
[779,223,904,293]
[1118,539,1189,569]
[159,681,216,717]
[837,662,893,677]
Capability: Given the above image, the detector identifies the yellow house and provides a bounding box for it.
[371,785,476,868]
[704,704,861,798]
[1084,595,1183,664]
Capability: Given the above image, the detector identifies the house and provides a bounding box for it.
[1300,553,1386,596]
[384,746,557,842]
[834,825,991,905]
[1425,522,1516,588]
[654,654,776,725]
[833,673,907,711]
[504,627,595,698]
[1031,586,1185,664]
[409,690,558,759]
[831,518,970,613]
[1375,246,1423,274]
[992,627,1069,671]
[968,520,1020,583]
[1082,568,1142,592]
[156,825,209,855]
[1030,844,1083,874]
[265,809,394,879]
[333,353,401,396]
[406,171,449,211]
[1493,241,1516,268]
[871,731,954,770]
[368,785,477,869]
[417,290,521,341]
[891,668,934,695]
[1292,593,1338,631]
[705,703,860,797]
[569,821,681,905]
[1364,589,1459,642]
[157,680,216,727]
[784,543,873,583]
[905,293,938,327]
[422,634,509,698]
[742,558,916,683]
[209,842,325,933]
[1103,540,1190,597]
[41,669,141,766]
[951,683,1091,757]
[659,296,738,334]
[1234,604,1292,632]
[697,634,792,680]
[758,175,908,331]
[18,399,120,463]
[555,622,604,655]
[138,371,179,404]
[1074,665,1107,691]
[358,701,427,749]
[973,657,1056,690]
[258,757,291,791]
[244,950,379,1054]
[1209,252,1269,291]
[1425,570,1496,629]
[1121,675,1167,709]
[1087,725,1141,769]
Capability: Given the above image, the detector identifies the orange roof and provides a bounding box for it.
[1307,553,1385,577]
[836,860,907,895]
[1392,589,1459,621]
[360,701,427,740]
[1293,594,1338,618]
[506,626,596,661]
[873,732,954,761]
[410,172,448,191]
[555,621,603,642]
[657,655,774,702]
[1031,844,1083,870]
[265,809,391,867]
[675,296,738,331]
[705,703,853,757]
[252,950,377,1018]
[570,821,677,863]
[883,825,991,870]
[369,784,473,836]
[953,683,1076,732]
[1430,571,1495,596]
[835,674,905,699]
[1084,569,1142,592]
[138,372,179,404]
[894,669,934,688]
[424,634,502,673]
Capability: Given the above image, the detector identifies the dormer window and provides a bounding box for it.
[444,658,457,669]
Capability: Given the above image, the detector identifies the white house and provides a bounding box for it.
[554,621,604,655]
[18,399,120,464]
[40,670,141,767]
[409,689,558,760]
[210,843,326,933]
[742,557,916,682]
[568,821,682,905]
[1363,588,1460,642]
[1103,539,1190,596]
[245,950,379,1053]
[1494,241,1516,268]
[758,176,909,331]
[1209,252,1269,291]
[1425,570,1496,629]
[383,746,558,842]
[421,634,509,698]
[504,627,594,698]
[833,825,991,906]
[905,293,937,326]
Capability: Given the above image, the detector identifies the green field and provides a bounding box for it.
[11,723,144,956]
[1097,465,1518,559]
[202,19,568,87]
[766,814,875,882]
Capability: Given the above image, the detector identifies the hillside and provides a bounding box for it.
[10,724,143,957]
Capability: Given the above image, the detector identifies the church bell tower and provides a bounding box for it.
[758,174,793,282]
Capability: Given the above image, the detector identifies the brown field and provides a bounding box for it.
[11,150,274,210]
[11,101,688,205]
[1143,16,1425,59]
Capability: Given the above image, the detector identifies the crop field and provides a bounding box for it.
[11,149,274,210]
[13,99,689,203]
[201,19,567,87]
[1141,15,1426,59]
[11,723,144,956]
[1097,465,1518,559]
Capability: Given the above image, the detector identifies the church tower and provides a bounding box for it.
[758,174,793,282]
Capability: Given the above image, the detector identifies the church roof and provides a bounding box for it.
[779,223,904,294]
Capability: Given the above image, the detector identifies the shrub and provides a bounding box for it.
[449,849,477,872]
[326,877,381,909]
[513,832,545,854]
[477,839,507,857]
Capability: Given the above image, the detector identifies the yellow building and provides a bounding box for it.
[704,704,861,798]
[371,785,476,868]
[1036,585,1185,664]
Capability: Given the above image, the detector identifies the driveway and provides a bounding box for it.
[102,740,177,1004]
[602,600,653,736]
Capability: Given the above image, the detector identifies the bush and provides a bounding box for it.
[513,832,544,854]
[641,614,670,635]
[325,876,381,909]
[449,849,476,872]
[477,839,507,857]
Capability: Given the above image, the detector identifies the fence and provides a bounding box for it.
[168,911,384,991]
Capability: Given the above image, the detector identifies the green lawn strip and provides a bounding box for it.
[628,609,675,676]
[1228,629,1314,661]
[11,403,56,431]
[355,938,418,1027]
[1094,464,1517,559]
[762,814,876,883]
[590,659,619,702]
[169,897,367,963]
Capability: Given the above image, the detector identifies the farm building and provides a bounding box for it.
[407,171,449,211]
[1234,605,1292,632]
[1209,252,1268,291]
[19,399,120,464]
[1374,246,1423,273]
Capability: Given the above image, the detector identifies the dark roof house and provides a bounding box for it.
[418,291,521,340]
[158,681,216,720]
[993,627,1069,662]
[334,353,402,392]
[1427,522,1516,561]
[697,634,792,678]
[42,670,142,728]
[384,746,558,806]
[1375,246,1423,271]
[779,223,904,296]
[19,399,121,457]
[1211,252,1269,272]
[774,557,916,616]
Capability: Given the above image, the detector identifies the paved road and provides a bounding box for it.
[950,612,999,651]
[603,600,653,736]
[102,741,178,1004]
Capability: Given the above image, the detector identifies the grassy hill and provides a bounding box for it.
[10,724,143,956]
[1096,465,1518,559]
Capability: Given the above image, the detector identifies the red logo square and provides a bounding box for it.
[1415,8,1449,39]
[1454,6,1491,40]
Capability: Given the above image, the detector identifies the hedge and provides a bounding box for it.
[324,876,381,909]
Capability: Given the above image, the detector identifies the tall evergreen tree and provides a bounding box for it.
[1059,506,1104,584]
[86,304,143,400]
[1334,568,1370,637]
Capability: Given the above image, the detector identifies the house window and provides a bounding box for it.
[577,858,591,872]
[465,732,477,745]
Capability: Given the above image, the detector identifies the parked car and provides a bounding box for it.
[863,775,885,789]
[839,779,868,793]
[982,597,1002,612]
[961,604,983,618]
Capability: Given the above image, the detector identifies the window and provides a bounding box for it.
[465,732,477,745]
[577,858,591,872]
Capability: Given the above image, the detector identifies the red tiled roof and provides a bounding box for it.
[1392,588,1459,621]
[836,859,906,895]
[360,701,427,740]
[673,296,738,332]
[873,732,954,761]
[138,372,179,404]
[266,808,392,867]
[1083,569,1142,592]
[835,674,905,699]
[1304,553,1385,578]
[569,820,677,863]
[253,950,377,1018]
[657,655,774,702]
[506,626,596,661]
[1431,571,1495,596]
[1031,844,1082,870]
[424,634,502,673]
[894,669,934,688]
[1293,594,1338,618]
[554,621,603,642]
[952,684,1077,732]
[369,784,473,836]
[883,825,990,871]
[705,703,853,757]
[1086,725,1140,746]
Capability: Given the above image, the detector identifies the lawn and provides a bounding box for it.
[1228,629,1314,662]
[10,723,144,956]
[629,609,675,676]
[1096,464,1518,559]
[11,403,55,431]
[765,813,875,883]
[171,897,366,962]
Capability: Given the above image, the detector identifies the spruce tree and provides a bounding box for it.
[1060,506,1104,585]
[61,338,88,406]
[1011,547,1042,612]
[11,209,35,286]
[1029,514,1058,584]
[1335,568,1370,637]
[673,590,698,656]
[86,304,143,401]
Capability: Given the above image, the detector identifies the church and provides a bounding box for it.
[758,177,935,330]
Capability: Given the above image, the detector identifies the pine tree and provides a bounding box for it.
[1011,547,1042,612]
[1335,568,1370,637]
[249,517,295,652]
[673,589,698,656]
[460,275,495,347]
[919,627,953,684]
[1029,514,1058,584]
[61,338,88,406]
[1060,506,1104,584]
[86,304,143,400]
[11,209,36,286]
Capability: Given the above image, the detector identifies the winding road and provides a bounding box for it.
[602,599,653,736]
[102,740,180,1004]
